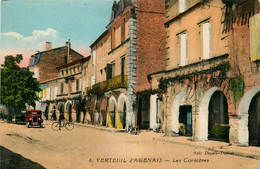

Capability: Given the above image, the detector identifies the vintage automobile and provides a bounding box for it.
[25,110,44,128]
[14,111,26,124]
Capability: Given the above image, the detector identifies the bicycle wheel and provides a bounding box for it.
[51,122,60,131]
[65,122,74,131]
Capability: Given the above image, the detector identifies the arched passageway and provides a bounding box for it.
[198,87,229,141]
[248,92,260,146]
[238,86,260,146]
[108,96,117,128]
[118,94,127,129]
[208,91,229,142]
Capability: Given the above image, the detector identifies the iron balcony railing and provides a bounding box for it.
[85,75,128,95]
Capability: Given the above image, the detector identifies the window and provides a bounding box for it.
[60,83,64,94]
[250,13,260,61]
[92,50,96,65]
[91,75,96,85]
[62,70,64,76]
[112,62,115,78]
[73,67,76,73]
[66,69,68,75]
[76,79,79,91]
[202,22,211,59]
[106,64,112,80]
[179,0,187,13]
[121,18,126,42]
[70,68,72,74]
[121,57,125,76]
[180,33,187,66]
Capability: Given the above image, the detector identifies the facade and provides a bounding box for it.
[42,57,90,122]
[29,42,84,83]
[222,0,260,146]
[85,0,166,130]
[149,0,260,146]
[29,42,84,114]
[29,42,86,120]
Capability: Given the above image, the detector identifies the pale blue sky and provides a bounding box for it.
[1,0,114,67]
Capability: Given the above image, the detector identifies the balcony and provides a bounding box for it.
[85,75,128,96]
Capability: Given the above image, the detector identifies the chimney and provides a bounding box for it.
[46,42,52,51]
[66,40,71,63]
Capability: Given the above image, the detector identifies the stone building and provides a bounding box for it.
[85,0,166,130]
[148,0,260,146]
[222,0,260,146]
[29,42,84,83]
[29,42,84,118]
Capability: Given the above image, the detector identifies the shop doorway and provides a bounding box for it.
[179,105,192,136]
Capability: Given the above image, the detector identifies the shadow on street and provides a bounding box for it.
[0,146,45,169]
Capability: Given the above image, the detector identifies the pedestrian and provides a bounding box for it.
[58,113,65,130]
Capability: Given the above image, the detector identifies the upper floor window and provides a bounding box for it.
[76,79,79,91]
[111,62,115,78]
[91,75,96,85]
[177,32,188,66]
[121,18,126,42]
[62,70,64,76]
[202,21,211,59]
[179,0,187,13]
[60,83,64,94]
[66,69,68,75]
[92,50,97,65]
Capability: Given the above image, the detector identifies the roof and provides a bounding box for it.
[27,110,42,112]
[90,30,109,48]
[29,46,84,67]
[56,56,90,70]
[40,77,58,84]
[109,0,133,24]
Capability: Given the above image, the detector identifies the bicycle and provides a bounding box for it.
[51,119,74,131]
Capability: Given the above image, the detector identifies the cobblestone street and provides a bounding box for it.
[1,121,259,169]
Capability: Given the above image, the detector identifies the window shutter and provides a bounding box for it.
[203,22,211,59]
[180,33,187,66]
[250,14,260,62]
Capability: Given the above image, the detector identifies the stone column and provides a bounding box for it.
[126,18,137,130]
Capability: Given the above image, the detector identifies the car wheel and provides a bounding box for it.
[40,123,44,128]
[26,122,30,128]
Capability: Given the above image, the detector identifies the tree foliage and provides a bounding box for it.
[1,55,41,114]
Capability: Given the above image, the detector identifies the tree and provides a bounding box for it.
[1,55,41,120]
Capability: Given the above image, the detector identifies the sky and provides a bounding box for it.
[0,0,114,67]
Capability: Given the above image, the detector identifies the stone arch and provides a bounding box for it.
[56,102,65,120]
[108,96,117,128]
[238,86,260,145]
[118,93,127,111]
[56,102,64,114]
[171,92,188,134]
[118,93,127,129]
[49,103,56,120]
[198,87,221,141]
[65,101,73,122]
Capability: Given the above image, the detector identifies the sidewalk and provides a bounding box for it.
[152,134,260,160]
[72,121,126,133]
[48,120,260,160]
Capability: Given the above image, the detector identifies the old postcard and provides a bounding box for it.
[1,0,260,168]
